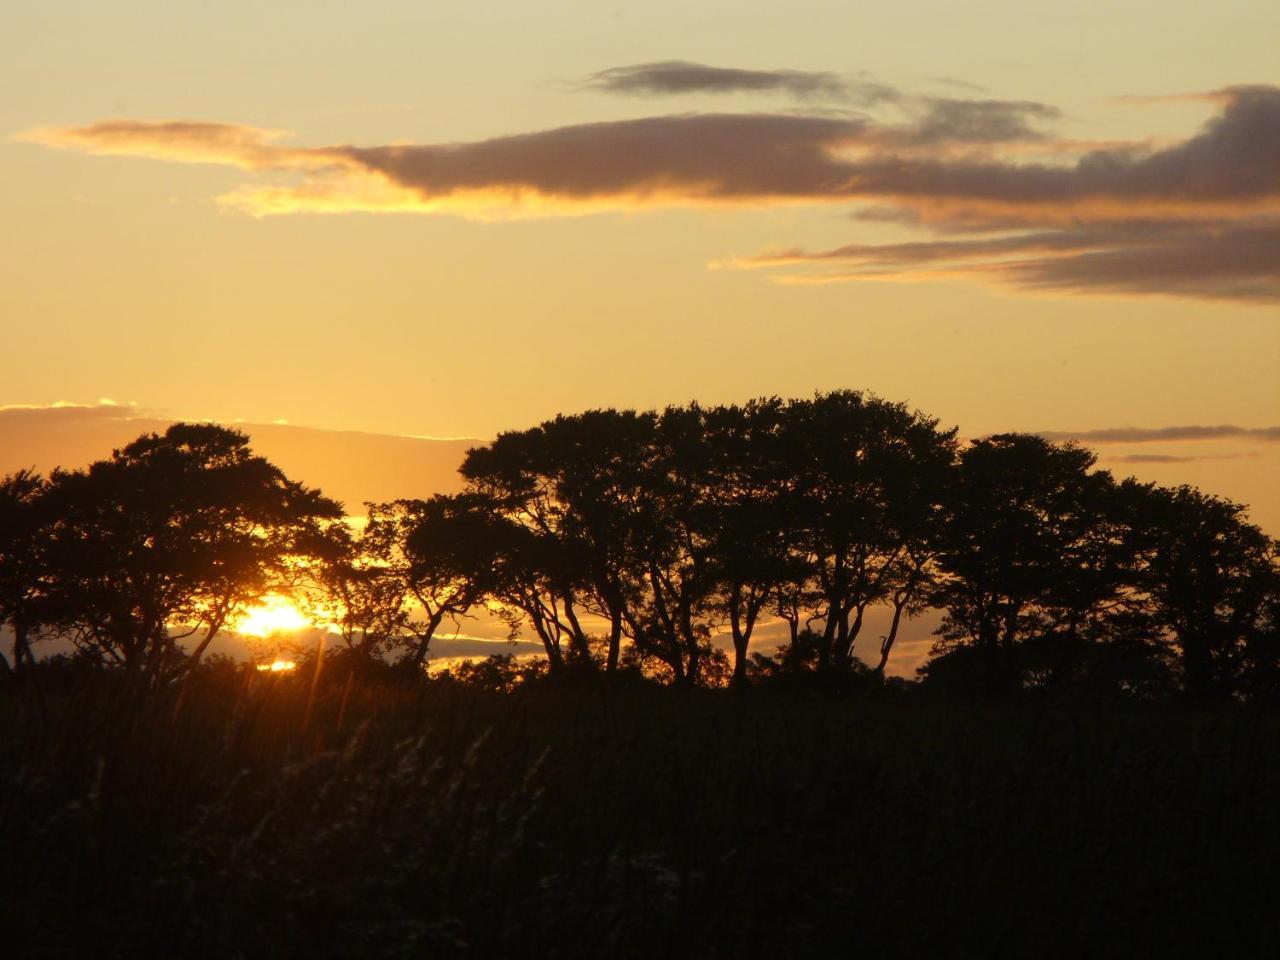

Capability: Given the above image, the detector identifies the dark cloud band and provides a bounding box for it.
[581,61,892,103]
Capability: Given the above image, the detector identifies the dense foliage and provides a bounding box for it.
[2,393,1278,699]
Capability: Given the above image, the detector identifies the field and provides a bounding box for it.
[4,665,1279,958]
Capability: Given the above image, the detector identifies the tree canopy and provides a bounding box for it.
[2,396,1276,701]
[15,424,343,681]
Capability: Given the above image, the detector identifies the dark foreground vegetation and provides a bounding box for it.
[5,661,1280,958]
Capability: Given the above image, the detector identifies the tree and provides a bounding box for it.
[0,469,51,674]
[928,434,1138,691]
[459,410,658,672]
[407,492,591,674]
[781,392,956,676]
[620,404,722,685]
[40,424,343,682]
[701,399,802,685]
[305,519,409,671]
[1119,481,1280,700]
[361,497,492,667]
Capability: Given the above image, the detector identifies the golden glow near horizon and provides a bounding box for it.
[256,659,298,673]
[233,594,311,638]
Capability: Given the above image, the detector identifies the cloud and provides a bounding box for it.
[19,81,1280,301]
[0,402,474,511]
[17,120,348,171]
[427,635,546,660]
[1105,453,1258,464]
[987,220,1280,303]
[581,60,888,103]
[25,85,1279,220]
[0,398,136,415]
[929,76,989,94]
[1037,425,1280,444]
[719,85,1280,303]
[896,97,1060,146]
[578,63,1056,146]
[732,218,1280,303]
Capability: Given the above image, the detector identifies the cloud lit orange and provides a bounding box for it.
[16,80,1280,303]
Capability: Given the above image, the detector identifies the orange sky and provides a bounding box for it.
[1,2,1276,536]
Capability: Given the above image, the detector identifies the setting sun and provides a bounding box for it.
[234,595,310,638]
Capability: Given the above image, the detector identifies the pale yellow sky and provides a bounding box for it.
[1,1,1277,527]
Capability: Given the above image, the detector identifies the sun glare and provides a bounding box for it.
[235,595,310,637]
[256,659,297,672]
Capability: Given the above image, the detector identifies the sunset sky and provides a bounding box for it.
[2,2,1277,538]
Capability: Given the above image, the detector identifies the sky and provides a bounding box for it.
[1,1,1277,544]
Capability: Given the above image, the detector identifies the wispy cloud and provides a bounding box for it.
[1037,425,1280,444]
[731,218,1280,303]
[1104,452,1260,464]
[578,63,1058,147]
[580,61,889,103]
[17,120,347,171]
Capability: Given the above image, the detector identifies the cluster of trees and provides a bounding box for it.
[3,393,1278,699]
[0,425,344,684]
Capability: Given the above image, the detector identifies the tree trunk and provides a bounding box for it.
[412,610,446,667]
[730,598,748,687]
[874,598,908,676]
[180,605,230,679]
[606,609,622,673]
[12,619,30,673]
[561,593,593,667]
[832,604,866,671]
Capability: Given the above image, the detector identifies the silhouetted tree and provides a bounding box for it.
[306,520,409,672]
[404,491,590,673]
[618,405,723,685]
[1119,481,1280,700]
[701,399,803,685]
[749,627,824,680]
[928,434,1139,692]
[0,469,51,674]
[39,424,343,682]
[460,411,659,672]
[781,392,956,676]
[362,497,492,667]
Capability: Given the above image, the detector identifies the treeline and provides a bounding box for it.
[2,392,1277,699]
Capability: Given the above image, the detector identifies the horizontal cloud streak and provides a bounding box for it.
[989,221,1280,303]
[581,63,1059,146]
[1038,425,1280,444]
[582,61,885,103]
[0,402,474,511]
[1105,453,1257,464]
[17,120,349,171]
[735,219,1280,303]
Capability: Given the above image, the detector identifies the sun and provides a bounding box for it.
[234,594,311,637]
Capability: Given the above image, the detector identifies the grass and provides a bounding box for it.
[4,663,1280,958]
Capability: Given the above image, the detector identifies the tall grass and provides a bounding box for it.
[4,665,1279,957]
